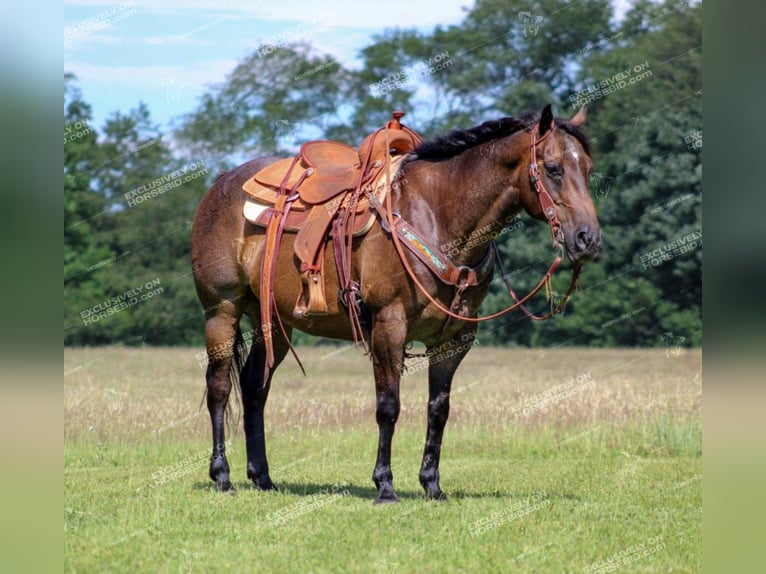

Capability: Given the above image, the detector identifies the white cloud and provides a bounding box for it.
[612,0,633,22]
[142,15,230,45]
[311,31,373,69]
[65,0,471,28]
[65,0,644,27]
[66,31,215,49]
[258,0,470,28]
[68,34,126,46]
[65,59,236,90]
[142,35,214,46]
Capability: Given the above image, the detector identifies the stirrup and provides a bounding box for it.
[293,269,328,318]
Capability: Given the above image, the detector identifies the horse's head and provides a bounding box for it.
[518,104,601,263]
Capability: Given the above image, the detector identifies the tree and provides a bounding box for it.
[472,0,701,347]
[175,43,352,166]
[428,0,613,120]
[64,0,702,349]
[96,104,209,345]
[64,74,114,344]
[571,0,702,346]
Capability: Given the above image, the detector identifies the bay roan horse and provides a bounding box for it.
[191,104,601,502]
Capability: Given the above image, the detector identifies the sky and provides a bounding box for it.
[64,0,633,132]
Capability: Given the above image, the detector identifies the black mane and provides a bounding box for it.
[411,111,591,161]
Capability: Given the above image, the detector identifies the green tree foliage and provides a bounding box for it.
[64,74,114,343]
[64,78,208,345]
[64,0,701,348]
[175,43,351,164]
[578,0,701,346]
[326,29,427,140]
[98,104,207,345]
[480,0,701,348]
[431,0,613,117]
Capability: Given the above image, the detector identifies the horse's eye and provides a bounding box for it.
[544,162,562,178]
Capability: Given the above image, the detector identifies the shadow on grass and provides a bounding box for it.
[191,480,583,501]
[191,480,418,500]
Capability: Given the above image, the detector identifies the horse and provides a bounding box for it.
[191,104,601,502]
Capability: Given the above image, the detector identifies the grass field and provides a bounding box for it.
[64,345,701,573]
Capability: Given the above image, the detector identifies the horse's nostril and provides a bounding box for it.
[575,227,593,251]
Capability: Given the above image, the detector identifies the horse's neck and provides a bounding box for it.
[398,149,524,267]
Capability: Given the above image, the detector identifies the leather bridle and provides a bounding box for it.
[528,123,565,246]
[368,120,582,324]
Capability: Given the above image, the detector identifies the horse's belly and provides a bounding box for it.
[244,232,356,341]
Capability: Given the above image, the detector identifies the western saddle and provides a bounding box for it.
[241,111,422,370]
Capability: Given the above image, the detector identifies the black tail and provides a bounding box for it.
[200,324,248,430]
[225,324,248,429]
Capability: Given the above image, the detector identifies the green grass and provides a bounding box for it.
[65,346,701,573]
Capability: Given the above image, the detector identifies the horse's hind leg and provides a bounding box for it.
[203,300,244,493]
[241,314,290,490]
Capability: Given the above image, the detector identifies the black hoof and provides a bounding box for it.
[247,463,275,491]
[424,486,448,501]
[374,486,400,504]
[250,475,276,491]
[214,480,236,495]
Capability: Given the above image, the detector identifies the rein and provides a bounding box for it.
[369,120,581,324]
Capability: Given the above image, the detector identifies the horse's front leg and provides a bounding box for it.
[419,325,477,500]
[370,306,407,503]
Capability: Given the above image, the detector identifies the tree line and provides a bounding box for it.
[64,0,701,348]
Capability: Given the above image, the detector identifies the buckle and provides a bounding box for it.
[544,207,556,220]
[529,163,540,183]
[553,225,565,245]
[365,190,381,208]
[380,211,401,232]
[454,265,476,289]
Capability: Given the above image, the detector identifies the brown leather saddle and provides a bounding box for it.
[241,112,422,369]
[243,154,398,243]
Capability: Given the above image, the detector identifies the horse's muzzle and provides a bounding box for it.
[568,226,601,263]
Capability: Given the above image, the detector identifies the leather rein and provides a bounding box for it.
[366,120,582,324]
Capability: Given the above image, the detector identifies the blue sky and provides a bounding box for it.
[65,0,632,132]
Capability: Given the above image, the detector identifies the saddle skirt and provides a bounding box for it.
[242,154,405,237]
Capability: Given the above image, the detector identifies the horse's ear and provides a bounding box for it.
[539,104,554,137]
[570,105,587,127]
